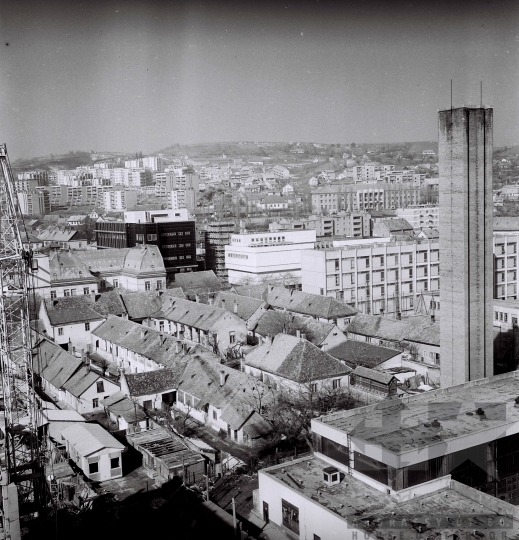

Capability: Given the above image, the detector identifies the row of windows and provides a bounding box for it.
[162,255,192,261]
[249,236,286,243]
[51,287,91,298]
[161,231,191,237]
[227,253,249,259]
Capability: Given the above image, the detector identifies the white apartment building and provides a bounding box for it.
[225,229,316,285]
[155,169,199,197]
[494,233,519,300]
[123,208,190,223]
[395,205,439,229]
[103,189,138,211]
[301,238,439,316]
[170,189,197,211]
[124,156,163,171]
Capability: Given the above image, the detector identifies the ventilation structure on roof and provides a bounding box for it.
[322,467,340,486]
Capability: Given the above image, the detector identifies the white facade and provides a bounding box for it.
[225,229,316,285]
[302,239,439,316]
[395,205,439,229]
[170,189,197,211]
[103,189,138,211]
[123,208,190,223]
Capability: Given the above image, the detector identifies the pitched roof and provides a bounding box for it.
[37,226,79,243]
[62,366,106,398]
[48,251,94,283]
[328,340,400,369]
[253,311,337,347]
[119,291,163,320]
[347,314,440,346]
[159,297,240,332]
[35,340,84,389]
[124,369,179,397]
[43,297,105,325]
[213,292,265,321]
[378,218,414,232]
[265,286,358,319]
[102,394,147,423]
[173,271,223,295]
[75,248,128,272]
[353,365,396,385]
[122,245,165,274]
[232,284,267,299]
[61,423,124,456]
[245,334,351,383]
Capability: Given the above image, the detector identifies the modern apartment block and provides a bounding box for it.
[301,238,439,316]
[102,189,138,211]
[256,372,519,539]
[96,209,196,275]
[271,212,371,238]
[204,222,235,280]
[439,107,493,388]
[225,229,316,285]
[394,205,439,229]
[154,169,199,197]
[124,156,164,171]
[17,189,51,215]
[49,185,113,208]
[170,189,197,211]
[494,233,519,300]
[311,183,421,214]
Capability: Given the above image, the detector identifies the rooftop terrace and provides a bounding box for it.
[264,456,515,538]
[315,371,519,457]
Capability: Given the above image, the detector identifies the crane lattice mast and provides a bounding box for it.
[0,144,43,518]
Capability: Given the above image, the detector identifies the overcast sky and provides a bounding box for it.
[1,0,518,160]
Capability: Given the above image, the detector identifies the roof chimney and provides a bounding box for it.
[220,370,225,386]
[233,300,238,313]
[208,296,214,306]
[301,333,306,341]
[296,329,301,338]
[195,294,200,303]
[140,327,146,339]
[266,334,273,346]
[175,340,180,354]
[221,298,226,310]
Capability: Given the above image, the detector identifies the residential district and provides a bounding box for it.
[1,109,519,539]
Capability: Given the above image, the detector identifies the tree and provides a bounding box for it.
[269,378,357,450]
[78,216,97,243]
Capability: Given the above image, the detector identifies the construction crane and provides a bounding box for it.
[0,144,44,538]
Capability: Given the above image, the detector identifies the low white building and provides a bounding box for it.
[394,205,439,229]
[62,423,124,482]
[225,229,316,285]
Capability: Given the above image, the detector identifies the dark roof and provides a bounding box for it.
[43,297,105,325]
[173,271,224,295]
[347,314,440,346]
[245,334,351,383]
[213,292,265,321]
[120,291,163,320]
[102,394,147,423]
[124,369,179,397]
[353,365,396,385]
[253,311,338,347]
[92,290,127,317]
[232,284,268,299]
[378,218,413,232]
[328,340,400,369]
[265,286,358,319]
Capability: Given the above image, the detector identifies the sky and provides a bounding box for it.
[1,0,518,160]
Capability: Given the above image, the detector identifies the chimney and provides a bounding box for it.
[208,296,214,306]
[233,300,238,314]
[175,340,180,354]
[220,370,225,386]
[240,357,244,372]
[396,312,401,320]
[296,329,301,338]
[80,348,85,363]
[140,327,146,339]
[221,298,226,310]
[301,333,306,341]
[431,313,436,323]
[195,294,200,303]
[266,334,273,346]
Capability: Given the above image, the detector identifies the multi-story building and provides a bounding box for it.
[96,209,196,275]
[311,183,421,214]
[225,229,316,285]
[14,178,40,192]
[102,189,138,211]
[272,165,290,180]
[493,233,519,300]
[170,189,197,211]
[301,238,439,316]
[17,189,51,215]
[16,170,48,185]
[394,205,439,229]
[439,106,493,388]
[204,222,235,280]
[124,156,163,171]
[270,212,371,238]
[154,169,199,197]
[49,185,113,208]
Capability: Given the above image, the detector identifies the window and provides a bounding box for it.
[64,289,70,297]
[505,313,508,323]
[335,275,340,286]
[50,290,57,299]
[495,311,499,321]
[83,287,90,295]
[113,279,119,288]
[147,234,157,241]
[145,281,151,291]
[229,331,235,344]
[409,268,413,278]
[88,461,99,474]
[213,410,217,420]
[310,383,318,393]
[156,280,162,290]
[70,289,77,296]
[136,234,144,243]
[58,328,64,336]
[92,398,99,408]
[282,500,299,534]
[110,457,120,469]
[159,321,164,332]
[500,312,503,321]
[96,381,104,393]
[332,379,341,389]
[334,259,340,271]
[85,322,90,331]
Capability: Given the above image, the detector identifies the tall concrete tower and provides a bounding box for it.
[439,107,494,388]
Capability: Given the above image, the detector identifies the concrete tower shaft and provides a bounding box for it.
[439,107,494,388]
